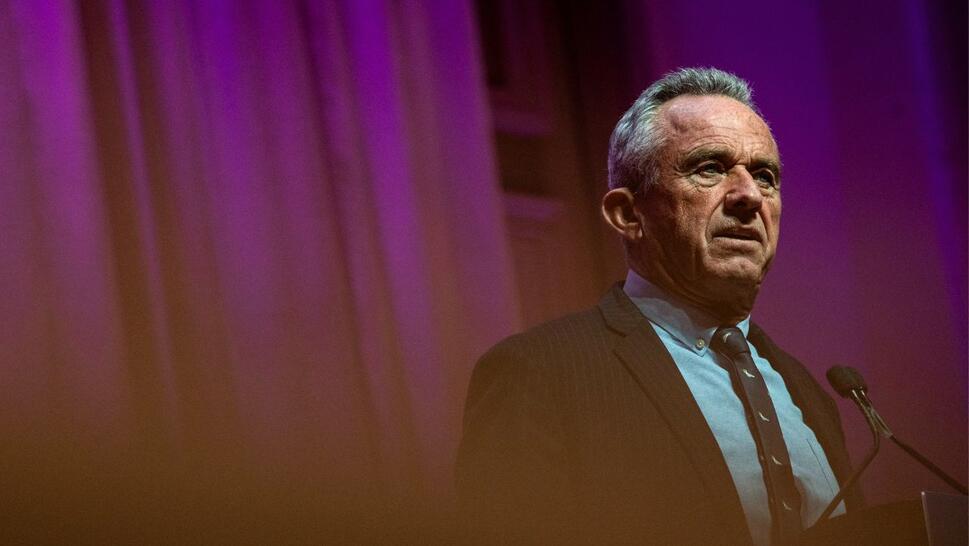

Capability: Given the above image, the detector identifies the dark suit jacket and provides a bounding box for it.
[455,284,862,545]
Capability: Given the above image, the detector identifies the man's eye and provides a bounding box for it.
[697,163,724,175]
[754,170,778,188]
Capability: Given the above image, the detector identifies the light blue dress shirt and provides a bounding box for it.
[623,270,844,546]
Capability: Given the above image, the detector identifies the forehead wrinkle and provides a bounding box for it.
[661,95,764,127]
[682,143,780,167]
[656,95,781,173]
[677,137,779,170]
[661,96,775,137]
[664,118,776,153]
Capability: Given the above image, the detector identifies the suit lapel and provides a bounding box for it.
[599,285,752,543]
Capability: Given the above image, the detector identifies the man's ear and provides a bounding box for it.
[601,188,643,241]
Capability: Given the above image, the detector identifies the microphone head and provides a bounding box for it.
[826,366,868,398]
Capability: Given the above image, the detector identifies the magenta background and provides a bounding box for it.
[0,0,964,538]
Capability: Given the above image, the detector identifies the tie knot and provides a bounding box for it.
[712,326,750,357]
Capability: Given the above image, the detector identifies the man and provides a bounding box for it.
[455,68,862,545]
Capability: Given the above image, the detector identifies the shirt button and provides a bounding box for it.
[695,338,706,349]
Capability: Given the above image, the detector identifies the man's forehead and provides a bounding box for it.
[659,95,771,135]
[657,95,778,157]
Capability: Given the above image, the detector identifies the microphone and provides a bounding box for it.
[826,366,893,439]
[815,366,968,525]
[814,366,885,523]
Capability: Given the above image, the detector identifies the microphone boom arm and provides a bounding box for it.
[814,389,883,524]
[816,376,968,527]
[889,435,968,495]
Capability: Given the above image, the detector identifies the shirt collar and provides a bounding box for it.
[622,269,750,356]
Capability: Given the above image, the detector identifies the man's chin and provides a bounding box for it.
[699,263,767,316]
[706,258,769,286]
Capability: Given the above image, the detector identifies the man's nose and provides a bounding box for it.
[723,167,763,214]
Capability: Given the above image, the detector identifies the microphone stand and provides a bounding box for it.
[815,388,968,526]
[814,389,887,523]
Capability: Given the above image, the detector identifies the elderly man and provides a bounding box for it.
[456,68,862,545]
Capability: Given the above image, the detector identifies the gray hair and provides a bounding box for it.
[607,67,761,193]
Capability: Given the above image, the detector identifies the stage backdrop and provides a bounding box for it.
[1,0,965,542]
[1,0,521,541]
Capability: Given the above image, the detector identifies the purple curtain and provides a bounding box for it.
[1,0,520,540]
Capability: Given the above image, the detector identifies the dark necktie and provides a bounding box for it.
[711,326,803,545]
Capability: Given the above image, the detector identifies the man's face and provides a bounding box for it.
[634,94,781,317]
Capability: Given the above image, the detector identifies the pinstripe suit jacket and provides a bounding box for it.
[455,284,860,545]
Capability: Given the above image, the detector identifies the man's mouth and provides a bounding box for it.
[713,228,762,242]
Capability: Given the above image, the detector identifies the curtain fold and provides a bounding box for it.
[1,0,520,538]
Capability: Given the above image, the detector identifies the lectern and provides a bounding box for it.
[802,492,967,546]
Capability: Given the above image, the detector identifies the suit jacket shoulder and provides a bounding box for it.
[456,284,859,544]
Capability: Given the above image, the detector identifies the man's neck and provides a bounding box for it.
[627,264,757,325]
